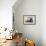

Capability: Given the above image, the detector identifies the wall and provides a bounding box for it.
[13,0,41,46]
[41,0,46,46]
[0,0,16,30]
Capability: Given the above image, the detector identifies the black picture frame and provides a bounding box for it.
[23,15,36,25]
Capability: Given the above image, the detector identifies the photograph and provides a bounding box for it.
[0,0,45,46]
[23,15,36,25]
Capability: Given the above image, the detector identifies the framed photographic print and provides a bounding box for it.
[23,15,36,25]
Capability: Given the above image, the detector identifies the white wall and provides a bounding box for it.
[13,0,41,46]
[13,0,46,46]
[41,0,46,46]
[0,0,16,29]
